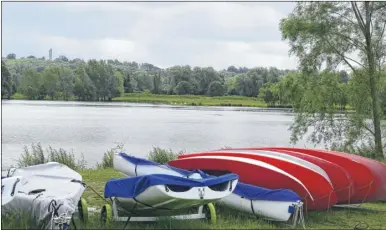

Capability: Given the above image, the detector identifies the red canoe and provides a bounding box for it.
[270,147,386,202]
[178,149,354,204]
[234,147,382,203]
[168,154,337,210]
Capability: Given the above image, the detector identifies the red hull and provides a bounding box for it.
[168,155,337,210]
[242,147,379,203]
[278,147,386,202]
[178,149,353,204]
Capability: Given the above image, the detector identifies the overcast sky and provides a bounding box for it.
[2,2,298,70]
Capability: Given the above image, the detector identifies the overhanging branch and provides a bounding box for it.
[351,2,367,36]
[330,31,366,52]
[324,38,366,70]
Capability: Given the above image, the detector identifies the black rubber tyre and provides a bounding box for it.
[203,203,217,224]
[100,204,112,226]
[78,198,88,224]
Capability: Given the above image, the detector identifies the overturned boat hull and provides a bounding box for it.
[247,147,385,203]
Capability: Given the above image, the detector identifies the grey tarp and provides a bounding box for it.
[1,162,85,229]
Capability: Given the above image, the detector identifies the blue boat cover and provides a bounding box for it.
[233,182,301,202]
[104,173,239,198]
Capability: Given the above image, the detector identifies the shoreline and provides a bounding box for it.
[4,93,295,109]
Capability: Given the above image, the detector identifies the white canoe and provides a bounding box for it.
[217,182,302,222]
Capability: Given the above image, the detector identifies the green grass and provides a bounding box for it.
[6,92,269,108]
[113,93,268,107]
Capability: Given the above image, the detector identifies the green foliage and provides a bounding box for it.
[259,82,279,106]
[19,68,44,100]
[280,2,386,159]
[17,143,87,171]
[4,57,291,100]
[174,81,192,95]
[1,60,13,99]
[6,53,16,59]
[147,147,181,164]
[207,80,225,96]
[96,143,124,169]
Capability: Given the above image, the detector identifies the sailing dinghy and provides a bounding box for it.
[1,162,87,230]
[114,153,303,223]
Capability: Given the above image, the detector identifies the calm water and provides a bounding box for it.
[1,100,319,168]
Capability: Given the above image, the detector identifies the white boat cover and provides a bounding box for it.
[1,162,85,229]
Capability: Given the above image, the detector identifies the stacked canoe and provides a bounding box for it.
[168,147,386,211]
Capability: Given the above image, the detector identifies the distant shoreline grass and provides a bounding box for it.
[6,92,288,108]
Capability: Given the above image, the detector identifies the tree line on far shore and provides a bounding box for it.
[1,56,295,101]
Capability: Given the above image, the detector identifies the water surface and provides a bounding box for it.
[2,100,318,168]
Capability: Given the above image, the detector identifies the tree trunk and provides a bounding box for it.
[364,2,384,159]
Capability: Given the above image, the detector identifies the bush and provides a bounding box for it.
[330,139,385,161]
[17,143,87,171]
[96,143,124,169]
[147,147,182,164]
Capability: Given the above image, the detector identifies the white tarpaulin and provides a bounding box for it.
[1,162,86,229]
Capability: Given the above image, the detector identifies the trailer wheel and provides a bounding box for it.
[100,204,112,226]
[203,203,216,224]
[78,198,88,224]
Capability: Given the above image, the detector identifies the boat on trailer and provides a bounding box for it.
[101,153,239,225]
[1,162,88,230]
[114,153,304,223]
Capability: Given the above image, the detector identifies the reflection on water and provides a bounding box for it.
[1,100,317,168]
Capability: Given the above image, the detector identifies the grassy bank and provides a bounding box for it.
[8,92,270,108]
[113,93,269,107]
[3,144,386,229]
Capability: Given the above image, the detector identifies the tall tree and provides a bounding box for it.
[1,61,13,99]
[280,2,386,159]
[42,66,60,100]
[59,67,75,100]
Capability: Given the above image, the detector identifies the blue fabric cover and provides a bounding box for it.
[234,182,301,202]
[104,173,239,198]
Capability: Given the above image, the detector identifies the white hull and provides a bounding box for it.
[114,184,231,216]
[218,193,296,222]
[112,154,238,213]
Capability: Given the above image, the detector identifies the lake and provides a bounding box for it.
[1,100,320,168]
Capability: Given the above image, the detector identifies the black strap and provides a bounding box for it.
[71,213,77,230]
[11,178,20,196]
[250,199,256,215]
[71,179,86,187]
[123,202,137,230]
